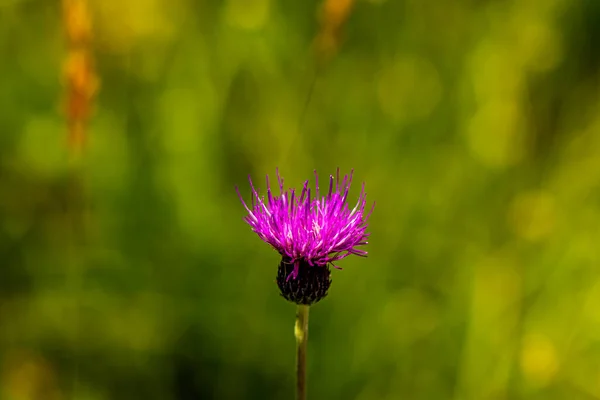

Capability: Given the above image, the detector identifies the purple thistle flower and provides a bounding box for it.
[236,168,374,305]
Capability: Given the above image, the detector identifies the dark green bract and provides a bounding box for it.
[276,259,332,306]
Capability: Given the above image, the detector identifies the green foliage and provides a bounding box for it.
[1,0,600,399]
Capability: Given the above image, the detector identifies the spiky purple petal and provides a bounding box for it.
[237,169,373,276]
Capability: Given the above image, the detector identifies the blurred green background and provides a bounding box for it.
[1,0,600,399]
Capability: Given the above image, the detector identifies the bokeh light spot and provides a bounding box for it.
[474,256,521,321]
[92,0,180,52]
[512,16,563,72]
[1,349,62,400]
[466,100,526,168]
[520,333,559,387]
[470,41,524,102]
[508,191,557,241]
[225,0,271,31]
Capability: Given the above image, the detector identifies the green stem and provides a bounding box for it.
[295,305,310,400]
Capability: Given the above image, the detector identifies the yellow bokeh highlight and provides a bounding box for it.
[514,18,563,72]
[377,55,442,122]
[91,0,180,52]
[1,350,62,400]
[225,0,271,31]
[466,100,526,168]
[472,255,521,330]
[470,40,525,102]
[508,191,557,241]
[520,333,559,387]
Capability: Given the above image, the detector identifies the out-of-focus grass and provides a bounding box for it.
[1,0,600,399]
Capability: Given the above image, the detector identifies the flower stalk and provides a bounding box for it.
[295,305,310,400]
[236,169,373,400]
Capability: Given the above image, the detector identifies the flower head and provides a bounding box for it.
[236,168,374,305]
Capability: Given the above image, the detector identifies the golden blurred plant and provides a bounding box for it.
[1,349,63,400]
[61,0,99,154]
[314,0,355,65]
